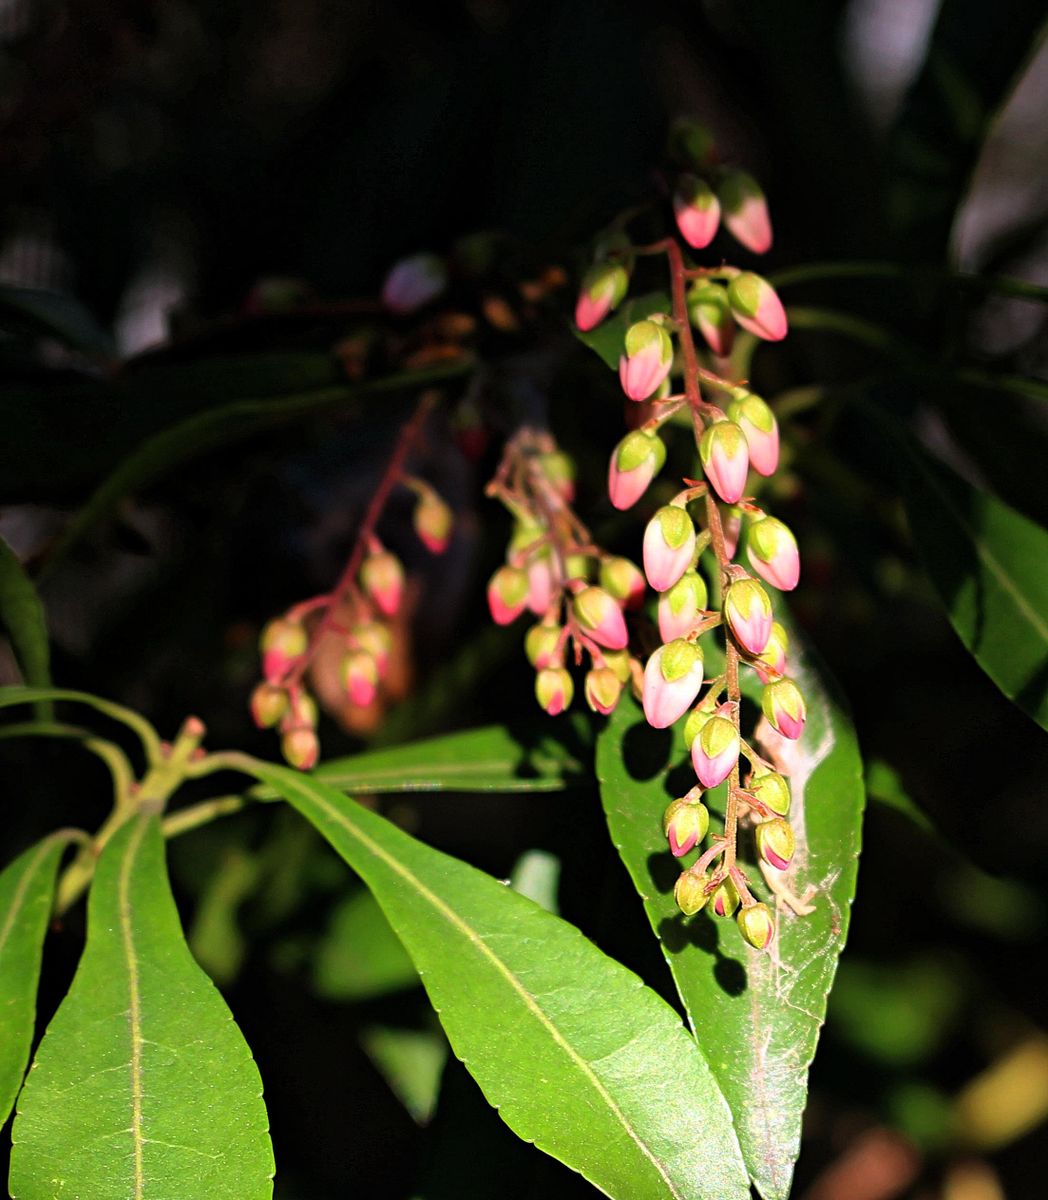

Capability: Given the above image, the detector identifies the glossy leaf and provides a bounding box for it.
[574,292,673,370]
[0,538,50,688]
[360,1025,447,1125]
[0,686,162,762]
[10,814,274,1200]
[597,632,864,1200]
[252,761,751,1200]
[899,443,1048,731]
[0,834,72,1128]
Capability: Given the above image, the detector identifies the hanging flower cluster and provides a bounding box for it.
[485,427,647,718]
[250,397,452,768]
[575,122,808,951]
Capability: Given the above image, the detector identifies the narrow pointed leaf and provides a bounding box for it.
[0,686,162,762]
[0,539,50,687]
[899,443,1048,732]
[252,762,751,1200]
[597,632,864,1200]
[10,814,274,1200]
[0,834,73,1127]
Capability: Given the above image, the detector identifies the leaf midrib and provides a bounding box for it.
[276,772,688,1200]
[0,840,56,961]
[119,816,148,1200]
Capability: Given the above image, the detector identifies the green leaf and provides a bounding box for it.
[898,443,1048,731]
[575,292,672,370]
[0,686,162,763]
[9,814,274,1200]
[251,762,751,1200]
[0,539,50,687]
[596,632,864,1200]
[359,1025,447,1125]
[865,759,936,836]
[312,888,419,1001]
[0,834,74,1128]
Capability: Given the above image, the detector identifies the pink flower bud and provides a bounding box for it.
[540,451,576,502]
[687,282,735,357]
[260,618,308,685]
[414,490,453,554]
[608,430,666,510]
[524,620,562,668]
[657,570,708,643]
[535,666,574,715]
[762,677,806,740]
[250,682,288,729]
[573,586,628,651]
[360,550,404,617]
[717,170,773,255]
[584,667,623,715]
[663,796,710,858]
[350,621,393,678]
[674,868,711,916]
[642,639,704,729]
[341,649,379,707]
[728,272,787,342]
[575,262,629,331]
[724,576,773,657]
[281,726,319,771]
[691,709,740,788]
[722,508,742,559]
[747,516,799,591]
[618,319,674,402]
[382,253,447,315]
[673,174,721,249]
[599,556,646,611]
[699,421,749,504]
[752,620,789,682]
[755,817,795,871]
[487,565,529,625]
[727,391,779,476]
[737,902,774,950]
[710,877,741,918]
[643,505,696,592]
[526,555,555,615]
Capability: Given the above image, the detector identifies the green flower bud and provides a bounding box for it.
[737,902,774,950]
[710,876,740,918]
[750,769,791,816]
[674,869,711,917]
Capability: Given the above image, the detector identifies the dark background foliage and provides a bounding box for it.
[2,1,1048,1197]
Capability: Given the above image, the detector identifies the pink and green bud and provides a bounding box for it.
[658,569,708,643]
[642,639,705,729]
[711,876,740,918]
[351,621,393,678]
[281,725,319,771]
[663,797,710,858]
[725,576,774,656]
[360,550,405,617]
[287,690,319,729]
[643,505,696,592]
[756,817,796,871]
[260,618,308,684]
[747,516,799,591]
[524,620,562,668]
[718,170,773,255]
[487,565,529,625]
[341,649,379,707]
[535,666,574,715]
[540,451,576,502]
[673,174,721,249]
[601,648,633,683]
[687,281,735,357]
[722,507,742,559]
[599,556,646,611]
[737,902,774,950]
[382,252,448,315]
[526,556,556,615]
[584,667,623,715]
[608,429,666,510]
[575,261,629,332]
[728,272,788,342]
[674,868,711,917]
[573,586,628,650]
[619,319,674,402]
[727,391,780,477]
[750,769,791,816]
[564,553,591,584]
[753,620,789,682]
[414,490,453,554]
[683,705,711,751]
[250,682,288,729]
[762,677,806,740]
[692,709,741,788]
[699,420,750,504]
